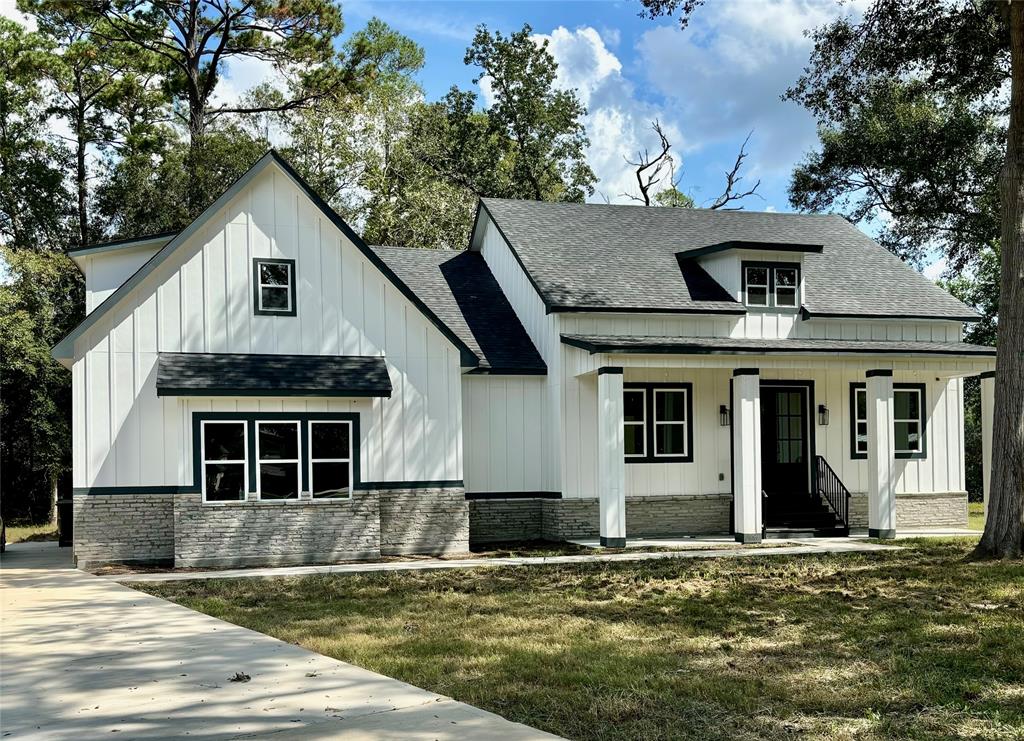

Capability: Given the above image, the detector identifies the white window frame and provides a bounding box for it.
[307,420,353,500]
[854,387,869,456]
[623,389,647,459]
[256,260,293,313]
[255,420,302,501]
[893,387,923,455]
[200,420,248,503]
[744,266,770,307]
[773,266,799,308]
[652,387,689,459]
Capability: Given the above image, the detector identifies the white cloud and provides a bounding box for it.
[921,255,948,283]
[637,0,863,177]
[1,0,36,29]
[527,26,686,204]
[209,55,281,110]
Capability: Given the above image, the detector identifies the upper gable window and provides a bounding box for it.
[253,258,296,316]
[742,262,800,309]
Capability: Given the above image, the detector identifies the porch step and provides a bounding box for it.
[764,526,850,539]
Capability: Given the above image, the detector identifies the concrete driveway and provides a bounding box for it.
[0,542,560,740]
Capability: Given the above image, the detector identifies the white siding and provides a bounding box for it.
[72,164,463,489]
[82,246,162,314]
[475,215,562,492]
[462,375,548,493]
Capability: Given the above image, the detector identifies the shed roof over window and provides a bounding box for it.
[156,353,392,397]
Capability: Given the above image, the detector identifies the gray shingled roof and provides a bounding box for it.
[480,198,978,321]
[561,334,997,357]
[156,353,392,396]
[371,246,547,374]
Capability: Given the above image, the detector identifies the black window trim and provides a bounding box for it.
[849,382,927,460]
[741,260,801,311]
[200,419,249,503]
[191,411,360,503]
[253,257,297,316]
[255,419,302,501]
[623,382,694,464]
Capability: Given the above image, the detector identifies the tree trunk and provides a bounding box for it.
[76,101,88,247]
[977,0,1024,559]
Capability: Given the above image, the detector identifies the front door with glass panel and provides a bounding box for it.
[759,385,810,501]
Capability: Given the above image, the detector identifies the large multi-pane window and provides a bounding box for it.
[742,262,801,309]
[201,421,247,502]
[623,384,693,463]
[851,383,926,459]
[196,416,355,502]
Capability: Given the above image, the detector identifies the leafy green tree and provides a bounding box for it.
[0,247,83,523]
[653,187,694,208]
[465,24,596,202]
[0,18,71,251]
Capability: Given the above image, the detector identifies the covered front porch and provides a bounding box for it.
[563,335,996,546]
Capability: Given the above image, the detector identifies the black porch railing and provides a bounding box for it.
[815,455,851,531]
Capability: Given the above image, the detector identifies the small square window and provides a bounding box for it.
[254,258,296,315]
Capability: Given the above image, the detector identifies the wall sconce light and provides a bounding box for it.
[720,404,731,427]
[818,403,830,426]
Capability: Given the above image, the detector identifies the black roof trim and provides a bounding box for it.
[560,334,998,357]
[156,352,393,397]
[67,230,178,255]
[548,304,746,316]
[680,240,824,259]
[801,308,979,323]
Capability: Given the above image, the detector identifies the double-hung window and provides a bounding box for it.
[309,421,352,499]
[253,258,296,315]
[623,383,693,463]
[201,421,247,502]
[743,262,800,309]
[851,383,926,459]
[256,421,301,499]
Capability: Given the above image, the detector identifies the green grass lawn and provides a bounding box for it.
[137,539,1024,741]
[4,521,58,543]
[969,501,986,531]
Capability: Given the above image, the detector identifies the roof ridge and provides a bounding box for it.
[481,196,840,218]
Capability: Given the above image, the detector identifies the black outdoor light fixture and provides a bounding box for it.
[720,404,731,427]
[818,403,830,426]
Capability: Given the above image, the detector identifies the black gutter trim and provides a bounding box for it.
[157,388,390,398]
[465,491,562,500]
[733,368,760,376]
[559,336,997,357]
[980,370,996,379]
[67,230,178,254]
[865,369,894,378]
[549,304,747,316]
[679,241,824,260]
[272,153,480,369]
[802,309,980,323]
[598,366,624,375]
[465,366,548,376]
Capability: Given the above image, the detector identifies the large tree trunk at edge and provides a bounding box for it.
[977,0,1024,559]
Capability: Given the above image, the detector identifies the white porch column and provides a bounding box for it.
[597,367,626,547]
[981,371,995,519]
[732,368,762,543]
[866,369,897,538]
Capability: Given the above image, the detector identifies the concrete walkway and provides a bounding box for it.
[0,542,561,740]
[110,537,900,584]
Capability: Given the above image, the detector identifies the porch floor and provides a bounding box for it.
[571,528,980,549]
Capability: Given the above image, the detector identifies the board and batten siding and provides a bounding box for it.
[462,375,548,493]
[474,214,562,493]
[72,164,463,490]
[82,245,162,314]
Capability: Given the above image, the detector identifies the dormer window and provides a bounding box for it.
[742,262,800,309]
[253,258,296,316]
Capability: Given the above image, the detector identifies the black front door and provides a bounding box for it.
[760,385,810,503]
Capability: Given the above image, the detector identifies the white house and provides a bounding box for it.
[53,151,998,568]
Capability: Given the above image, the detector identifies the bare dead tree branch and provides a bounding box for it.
[622,119,675,206]
[707,131,763,210]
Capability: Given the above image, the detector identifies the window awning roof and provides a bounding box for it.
[561,334,997,358]
[156,353,392,397]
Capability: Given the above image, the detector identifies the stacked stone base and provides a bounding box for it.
[847,491,968,530]
[74,486,468,569]
[469,494,733,544]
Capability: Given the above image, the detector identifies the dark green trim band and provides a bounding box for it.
[559,335,996,357]
[733,368,760,377]
[465,491,561,500]
[598,366,624,375]
[868,528,896,539]
[158,388,389,398]
[465,367,548,376]
[67,231,176,256]
[600,536,626,548]
[802,309,980,323]
[865,369,893,378]
[357,480,464,491]
[550,305,747,316]
[72,486,194,496]
[980,370,996,379]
